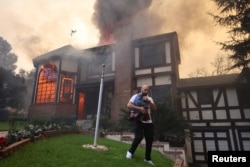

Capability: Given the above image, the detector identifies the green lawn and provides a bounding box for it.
[0,134,173,167]
[0,121,26,131]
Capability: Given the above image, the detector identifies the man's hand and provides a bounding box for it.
[142,96,150,102]
[140,107,148,114]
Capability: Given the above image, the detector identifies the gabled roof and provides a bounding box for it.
[33,45,80,66]
[177,73,240,89]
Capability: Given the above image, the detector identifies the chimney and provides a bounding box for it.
[92,0,152,121]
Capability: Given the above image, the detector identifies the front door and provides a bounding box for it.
[77,92,85,120]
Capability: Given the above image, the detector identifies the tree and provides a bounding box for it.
[211,54,230,75]
[210,0,250,70]
[188,67,209,78]
[210,54,241,75]
[0,67,26,121]
[0,37,17,71]
[21,69,36,111]
[188,54,241,77]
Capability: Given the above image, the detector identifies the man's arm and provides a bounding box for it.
[142,96,157,111]
[149,101,157,111]
[127,101,148,114]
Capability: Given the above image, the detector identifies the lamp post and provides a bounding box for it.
[93,64,105,147]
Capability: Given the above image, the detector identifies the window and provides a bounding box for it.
[150,86,172,104]
[197,89,213,105]
[237,84,250,107]
[140,43,165,67]
[191,130,231,163]
[87,48,112,76]
[36,62,58,104]
[59,74,75,103]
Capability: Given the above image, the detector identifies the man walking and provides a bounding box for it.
[126,84,157,165]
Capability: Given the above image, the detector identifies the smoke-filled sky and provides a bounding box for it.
[0,0,230,78]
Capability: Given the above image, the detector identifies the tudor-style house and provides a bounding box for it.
[28,32,180,122]
[178,69,250,164]
[28,31,250,165]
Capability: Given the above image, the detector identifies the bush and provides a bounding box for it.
[50,116,75,126]
[152,103,191,147]
[8,114,27,131]
[28,116,49,126]
[92,115,115,131]
[115,108,134,132]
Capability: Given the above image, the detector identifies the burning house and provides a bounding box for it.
[27,32,250,165]
[27,0,250,165]
[28,31,180,121]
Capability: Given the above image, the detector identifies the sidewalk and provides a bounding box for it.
[0,131,8,138]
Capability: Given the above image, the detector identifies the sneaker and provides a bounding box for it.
[126,151,132,159]
[144,159,155,165]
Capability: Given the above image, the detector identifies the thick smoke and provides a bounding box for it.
[92,0,226,77]
[0,0,228,77]
[92,0,152,44]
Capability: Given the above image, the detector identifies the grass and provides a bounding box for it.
[0,121,26,131]
[0,134,174,167]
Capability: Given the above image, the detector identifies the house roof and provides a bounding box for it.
[177,73,240,89]
[33,45,80,66]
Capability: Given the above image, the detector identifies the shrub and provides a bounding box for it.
[50,115,75,126]
[92,115,115,132]
[28,116,49,126]
[152,103,191,147]
[114,108,134,132]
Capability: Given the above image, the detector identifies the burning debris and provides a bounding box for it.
[92,0,152,44]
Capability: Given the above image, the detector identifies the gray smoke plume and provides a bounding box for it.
[0,0,227,77]
[92,0,152,44]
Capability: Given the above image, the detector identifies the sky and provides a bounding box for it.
[0,0,230,78]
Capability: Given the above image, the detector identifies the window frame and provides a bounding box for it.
[197,89,213,105]
[237,84,250,107]
[35,63,58,104]
[87,48,113,76]
[147,86,172,104]
[139,42,166,68]
[59,73,75,103]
